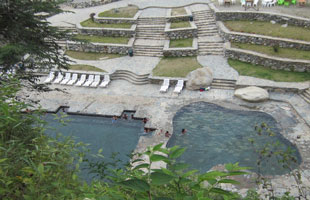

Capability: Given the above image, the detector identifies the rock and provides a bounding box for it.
[270,20,276,24]
[234,86,269,102]
[186,67,213,90]
[281,24,288,28]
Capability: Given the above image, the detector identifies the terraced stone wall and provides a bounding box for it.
[76,24,136,38]
[218,22,310,50]
[215,11,310,28]
[67,0,120,9]
[163,39,198,57]
[165,22,197,39]
[224,43,310,72]
[94,11,141,24]
[66,40,133,55]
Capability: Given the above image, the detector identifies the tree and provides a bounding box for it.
[0,0,71,83]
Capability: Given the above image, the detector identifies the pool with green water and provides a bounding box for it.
[167,102,301,175]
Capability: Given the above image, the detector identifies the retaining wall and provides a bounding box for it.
[76,23,136,37]
[94,11,141,24]
[224,42,310,72]
[165,21,197,39]
[163,38,198,57]
[66,0,120,9]
[218,21,310,50]
[66,38,134,55]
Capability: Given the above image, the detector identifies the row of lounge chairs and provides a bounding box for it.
[44,72,110,88]
[160,79,184,94]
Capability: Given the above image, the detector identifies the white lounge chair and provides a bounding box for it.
[173,80,184,94]
[53,72,63,84]
[67,73,78,85]
[269,0,277,6]
[60,73,71,85]
[44,71,55,83]
[83,75,94,87]
[241,0,246,6]
[99,75,110,88]
[218,0,224,5]
[75,74,86,86]
[253,0,259,6]
[160,79,169,93]
[90,75,100,88]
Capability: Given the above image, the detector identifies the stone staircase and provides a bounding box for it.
[111,70,150,85]
[300,88,310,104]
[211,79,236,90]
[192,10,224,56]
[133,17,165,57]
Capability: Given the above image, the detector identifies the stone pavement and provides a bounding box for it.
[68,55,160,74]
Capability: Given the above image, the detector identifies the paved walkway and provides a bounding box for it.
[69,55,160,74]
[198,55,239,80]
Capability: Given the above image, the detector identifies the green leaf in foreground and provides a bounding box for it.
[150,172,175,185]
[117,179,150,192]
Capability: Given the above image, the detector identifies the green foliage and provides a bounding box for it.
[0,78,84,199]
[0,0,72,82]
[95,144,248,199]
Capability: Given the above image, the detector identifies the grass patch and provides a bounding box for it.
[231,42,310,60]
[153,57,202,77]
[170,21,191,29]
[171,7,187,16]
[69,64,105,72]
[98,6,138,18]
[224,20,310,42]
[74,34,129,44]
[228,59,310,82]
[80,19,132,29]
[65,51,122,60]
[170,38,193,48]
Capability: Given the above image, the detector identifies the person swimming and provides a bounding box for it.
[181,129,187,135]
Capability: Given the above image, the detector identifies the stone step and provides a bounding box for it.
[302,90,310,99]
[136,37,165,40]
[199,52,224,56]
[136,32,165,36]
[198,33,218,37]
[134,53,163,57]
[113,70,150,78]
[194,15,214,18]
[199,48,223,51]
[136,31,164,34]
[192,11,212,14]
[211,85,235,90]
[136,33,165,38]
[111,74,150,81]
[198,29,218,33]
[134,49,163,52]
[304,89,310,95]
[213,78,236,83]
[211,79,236,90]
[195,21,216,25]
[111,76,150,85]
[300,93,310,104]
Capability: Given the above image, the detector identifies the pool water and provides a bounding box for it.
[167,102,301,175]
[44,112,146,181]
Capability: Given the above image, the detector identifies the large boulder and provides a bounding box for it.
[186,67,213,90]
[234,86,269,102]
